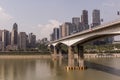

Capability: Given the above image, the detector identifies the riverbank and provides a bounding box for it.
[0,55,51,59]
[0,51,50,54]
[0,53,120,59]
[74,53,120,58]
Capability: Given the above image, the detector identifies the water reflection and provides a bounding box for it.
[0,58,120,80]
[86,60,120,76]
[0,60,36,80]
[0,62,5,80]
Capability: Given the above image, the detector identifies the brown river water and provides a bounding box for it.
[0,57,120,80]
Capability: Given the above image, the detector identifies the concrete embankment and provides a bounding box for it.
[3,53,119,59]
[0,55,51,59]
[74,54,120,58]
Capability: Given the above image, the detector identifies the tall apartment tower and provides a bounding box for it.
[59,25,62,39]
[72,17,80,26]
[50,33,54,41]
[81,10,89,30]
[19,32,27,50]
[81,10,88,25]
[72,17,80,32]
[28,33,36,48]
[11,23,18,46]
[92,9,101,27]
[0,30,3,41]
[53,28,59,40]
[60,22,73,38]
[2,30,10,51]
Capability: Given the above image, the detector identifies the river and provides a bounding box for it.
[0,57,120,80]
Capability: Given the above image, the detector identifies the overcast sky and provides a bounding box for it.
[0,0,120,40]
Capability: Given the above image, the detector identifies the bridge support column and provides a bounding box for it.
[53,46,57,60]
[59,50,62,58]
[68,46,74,67]
[59,50,62,66]
[77,45,84,67]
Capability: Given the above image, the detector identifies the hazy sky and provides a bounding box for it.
[0,0,120,40]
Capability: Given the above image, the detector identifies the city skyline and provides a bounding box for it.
[0,0,120,39]
[0,23,36,51]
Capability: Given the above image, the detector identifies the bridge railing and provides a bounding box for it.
[51,18,120,43]
[91,18,120,30]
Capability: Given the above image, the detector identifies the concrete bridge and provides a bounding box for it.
[49,19,120,69]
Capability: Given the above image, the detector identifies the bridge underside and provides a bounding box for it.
[49,21,120,69]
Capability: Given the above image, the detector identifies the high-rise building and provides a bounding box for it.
[60,22,73,38]
[72,17,80,26]
[92,9,101,27]
[78,22,84,32]
[91,9,113,44]
[72,17,80,32]
[26,35,29,48]
[53,28,59,40]
[11,23,18,46]
[60,24,66,38]
[0,30,3,41]
[59,25,62,39]
[2,30,10,50]
[18,32,27,50]
[50,33,54,41]
[0,41,3,51]
[8,32,11,45]
[28,33,36,48]
[81,10,89,30]
[81,10,88,25]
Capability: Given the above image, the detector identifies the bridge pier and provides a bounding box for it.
[53,46,57,60]
[59,50,62,66]
[66,46,86,70]
[59,49,62,58]
[68,46,74,67]
[77,45,84,67]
